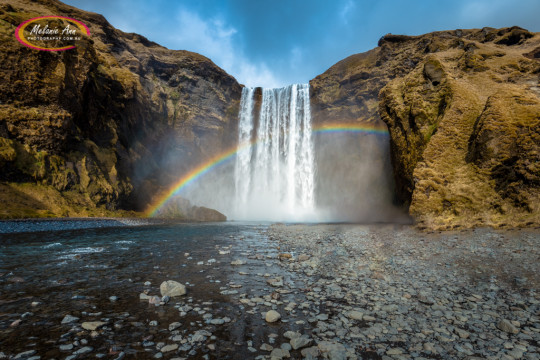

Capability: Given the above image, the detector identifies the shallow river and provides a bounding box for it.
[0,220,309,359]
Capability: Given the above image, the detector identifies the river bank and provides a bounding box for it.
[0,222,538,359]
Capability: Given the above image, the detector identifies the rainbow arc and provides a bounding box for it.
[146,123,388,217]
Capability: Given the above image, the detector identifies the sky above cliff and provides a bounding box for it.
[65,0,540,88]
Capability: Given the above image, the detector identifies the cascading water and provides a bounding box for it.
[234,84,316,221]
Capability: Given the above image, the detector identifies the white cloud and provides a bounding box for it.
[340,0,355,24]
[169,9,280,88]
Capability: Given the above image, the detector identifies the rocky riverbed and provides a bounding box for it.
[0,222,539,359]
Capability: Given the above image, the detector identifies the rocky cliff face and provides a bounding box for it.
[311,27,540,229]
[0,0,241,219]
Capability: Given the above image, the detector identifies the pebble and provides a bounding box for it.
[265,310,281,323]
[160,344,179,353]
[82,321,107,331]
[61,315,79,324]
[497,319,519,334]
[160,280,186,297]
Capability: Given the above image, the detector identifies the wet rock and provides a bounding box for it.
[160,344,178,353]
[169,322,181,331]
[60,344,74,351]
[82,321,107,331]
[149,296,161,305]
[61,315,79,324]
[160,280,186,297]
[290,336,312,350]
[283,331,300,340]
[269,348,290,359]
[301,347,320,359]
[297,254,310,261]
[317,341,347,360]
[497,319,519,334]
[265,310,281,323]
[74,346,93,355]
[346,310,363,320]
[13,350,37,359]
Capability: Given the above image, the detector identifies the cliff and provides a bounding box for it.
[0,0,241,219]
[311,27,540,229]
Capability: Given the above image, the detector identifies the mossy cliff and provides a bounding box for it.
[0,0,241,219]
[311,27,539,229]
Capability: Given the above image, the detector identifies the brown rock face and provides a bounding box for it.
[0,0,241,218]
[311,27,539,229]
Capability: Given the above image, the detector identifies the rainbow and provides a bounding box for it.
[146,123,388,217]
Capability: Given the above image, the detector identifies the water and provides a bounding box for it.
[234,84,316,221]
[0,220,309,359]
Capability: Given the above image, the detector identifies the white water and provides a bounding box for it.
[233,84,317,221]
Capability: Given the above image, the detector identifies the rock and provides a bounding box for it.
[82,321,107,331]
[269,348,290,359]
[301,347,320,359]
[497,319,519,334]
[149,296,162,305]
[109,296,118,302]
[169,322,182,331]
[160,280,186,297]
[260,343,273,351]
[140,293,151,300]
[265,310,281,323]
[13,350,37,359]
[386,348,404,355]
[346,310,363,320]
[290,336,312,350]
[74,346,93,355]
[231,260,246,266]
[455,328,470,339]
[297,254,310,261]
[60,344,74,351]
[283,331,300,340]
[61,315,79,324]
[160,344,179,353]
[317,341,347,360]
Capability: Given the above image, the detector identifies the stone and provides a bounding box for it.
[290,336,312,350]
[317,341,347,360]
[169,322,182,331]
[347,310,363,320]
[74,346,93,355]
[265,310,281,323]
[269,348,289,359]
[160,344,179,353]
[497,319,519,334]
[160,280,186,297]
[231,260,246,266]
[61,315,79,324]
[298,254,310,261]
[82,321,107,331]
[149,296,161,305]
[60,344,74,351]
[140,293,151,300]
[283,331,300,339]
[13,351,37,360]
[386,348,404,355]
[260,344,273,351]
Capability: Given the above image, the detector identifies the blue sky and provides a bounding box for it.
[64,0,540,88]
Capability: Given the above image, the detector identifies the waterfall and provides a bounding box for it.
[234,84,316,221]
